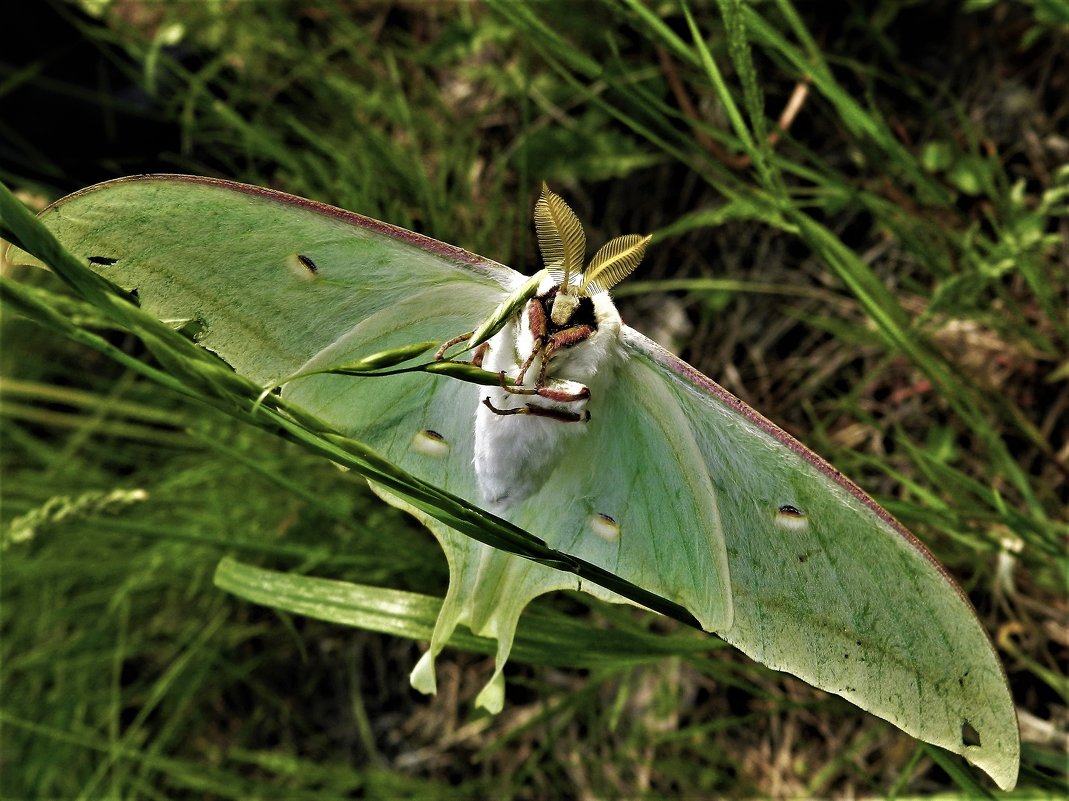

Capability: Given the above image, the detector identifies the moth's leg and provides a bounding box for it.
[435,331,475,361]
[482,397,589,423]
[535,384,590,403]
[535,325,595,387]
[526,404,591,423]
[516,299,547,384]
[499,371,535,395]
[514,342,543,385]
[471,341,489,368]
[498,371,590,403]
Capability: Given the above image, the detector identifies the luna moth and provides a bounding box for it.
[7,176,1018,789]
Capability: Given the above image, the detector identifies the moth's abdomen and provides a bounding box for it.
[472,288,624,509]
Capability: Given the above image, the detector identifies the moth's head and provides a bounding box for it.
[549,286,581,326]
[535,182,651,326]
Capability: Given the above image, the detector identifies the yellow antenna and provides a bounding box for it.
[581,233,652,295]
[534,183,585,292]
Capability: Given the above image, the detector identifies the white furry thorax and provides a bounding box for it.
[473,275,625,509]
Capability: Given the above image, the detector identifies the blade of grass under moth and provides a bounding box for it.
[214,558,717,667]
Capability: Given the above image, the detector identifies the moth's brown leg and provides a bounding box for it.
[435,331,474,361]
[535,325,595,387]
[482,397,589,423]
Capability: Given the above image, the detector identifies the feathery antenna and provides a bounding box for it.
[534,183,585,292]
[581,234,652,294]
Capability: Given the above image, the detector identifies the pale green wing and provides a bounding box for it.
[17,175,521,385]
[14,175,586,711]
[619,326,1019,790]
[16,175,730,714]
